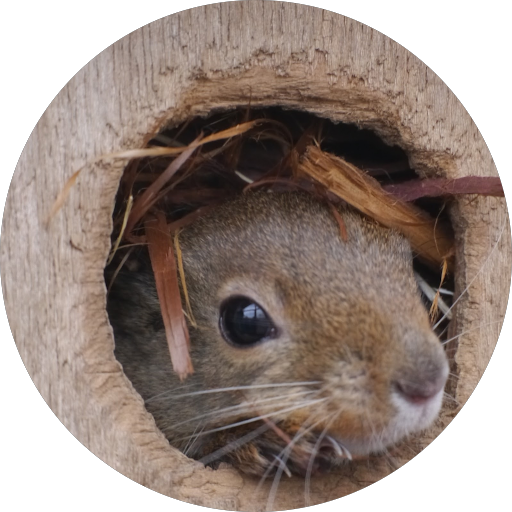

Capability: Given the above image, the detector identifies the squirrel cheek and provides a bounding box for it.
[316,338,448,451]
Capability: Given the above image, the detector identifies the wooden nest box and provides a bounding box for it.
[1,2,509,510]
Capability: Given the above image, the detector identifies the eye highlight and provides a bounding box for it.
[219,296,278,347]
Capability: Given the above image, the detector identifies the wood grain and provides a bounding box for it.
[1,2,509,510]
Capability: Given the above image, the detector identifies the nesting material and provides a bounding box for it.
[383,176,504,202]
[145,213,193,379]
[298,146,454,270]
[96,110,502,377]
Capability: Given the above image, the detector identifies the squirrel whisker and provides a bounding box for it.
[198,423,271,467]
[177,399,328,441]
[145,381,322,403]
[169,390,319,430]
[182,422,206,456]
[273,455,292,478]
[304,414,339,506]
[266,416,328,511]
[441,319,503,346]
[442,392,460,406]
[434,221,507,329]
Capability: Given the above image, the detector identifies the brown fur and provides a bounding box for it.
[107,191,448,476]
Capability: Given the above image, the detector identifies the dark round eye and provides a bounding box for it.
[219,296,278,347]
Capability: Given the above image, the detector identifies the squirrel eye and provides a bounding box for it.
[219,296,278,347]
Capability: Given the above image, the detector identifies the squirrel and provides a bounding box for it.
[107,190,448,477]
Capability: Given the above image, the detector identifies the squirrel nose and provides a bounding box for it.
[394,365,448,405]
[392,329,449,405]
[395,375,446,404]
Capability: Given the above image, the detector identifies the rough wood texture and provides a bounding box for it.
[1,2,509,510]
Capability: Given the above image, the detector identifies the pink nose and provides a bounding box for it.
[394,373,447,405]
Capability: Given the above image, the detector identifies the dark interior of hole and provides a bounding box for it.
[113,106,454,336]
[152,107,415,183]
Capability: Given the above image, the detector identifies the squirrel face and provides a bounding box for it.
[108,191,448,477]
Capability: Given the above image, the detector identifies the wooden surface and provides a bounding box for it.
[1,2,510,510]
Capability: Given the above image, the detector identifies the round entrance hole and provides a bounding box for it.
[105,106,461,507]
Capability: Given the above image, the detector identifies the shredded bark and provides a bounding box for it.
[298,146,455,270]
[145,214,193,380]
[384,176,503,202]
[125,140,201,237]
